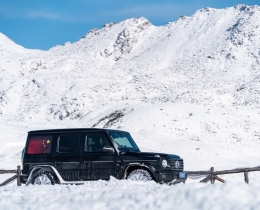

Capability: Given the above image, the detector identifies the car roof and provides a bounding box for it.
[28,128,129,134]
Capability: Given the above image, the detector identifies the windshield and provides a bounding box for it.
[108,131,140,152]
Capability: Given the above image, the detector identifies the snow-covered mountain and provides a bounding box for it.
[1,4,260,170]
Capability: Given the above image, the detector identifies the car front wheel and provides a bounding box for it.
[127,169,153,181]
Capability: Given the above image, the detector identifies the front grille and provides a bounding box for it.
[170,159,184,171]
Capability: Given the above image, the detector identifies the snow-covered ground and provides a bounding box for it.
[1,178,260,210]
[1,4,260,210]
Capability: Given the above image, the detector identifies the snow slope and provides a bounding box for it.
[1,4,260,209]
[1,5,260,125]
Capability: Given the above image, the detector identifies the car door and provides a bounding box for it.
[54,133,82,181]
[83,132,117,180]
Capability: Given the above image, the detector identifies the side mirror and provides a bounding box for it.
[103,146,115,153]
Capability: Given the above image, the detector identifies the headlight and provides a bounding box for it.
[162,159,168,168]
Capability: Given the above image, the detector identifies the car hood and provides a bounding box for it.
[121,151,181,159]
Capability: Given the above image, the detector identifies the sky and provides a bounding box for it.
[0,0,259,50]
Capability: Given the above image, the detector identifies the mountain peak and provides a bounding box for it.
[0,32,26,54]
[233,4,260,11]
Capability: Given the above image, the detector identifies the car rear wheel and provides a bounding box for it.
[31,171,56,185]
[127,169,153,181]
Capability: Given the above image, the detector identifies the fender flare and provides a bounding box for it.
[25,165,59,185]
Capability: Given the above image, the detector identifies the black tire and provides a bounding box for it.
[127,169,153,181]
[31,170,56,185]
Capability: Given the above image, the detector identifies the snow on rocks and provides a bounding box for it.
[112,18,151,61]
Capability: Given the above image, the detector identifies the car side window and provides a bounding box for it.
[57,134,80,153]
[85,133,111,152]
[27,135,53,154]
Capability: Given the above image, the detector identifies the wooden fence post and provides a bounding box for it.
[17,165,21,186]
[244,171,249,184]
[210,167,215,184]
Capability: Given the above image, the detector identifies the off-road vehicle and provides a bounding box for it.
[20,128,186,185]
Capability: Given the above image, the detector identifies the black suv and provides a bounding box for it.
[20,128,186,185]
